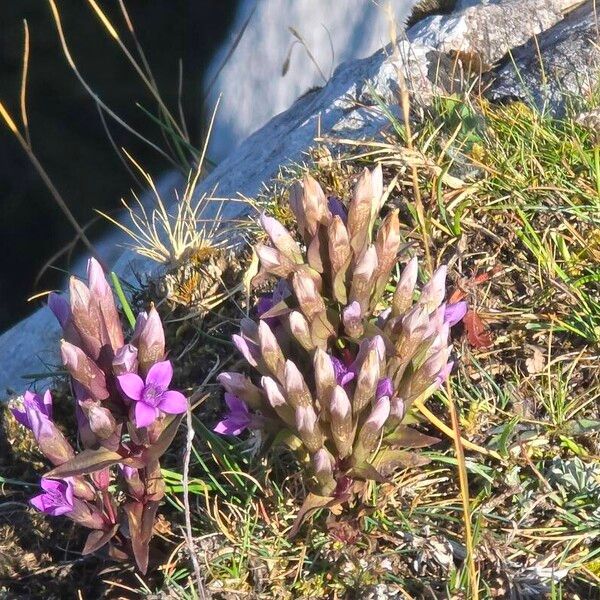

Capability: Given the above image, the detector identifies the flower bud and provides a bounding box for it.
[292,270,325,320]
[69,276,103,360]
[376,377,394,400]
[444,301,468,327]
[29,408,75,466]
[342,301,363,338]
[348,167,375,256]
[357,395,390,452]
[294,405,322,453]
[61,340,109,400]
[136,306,165,375]
[312,448,336,495]
[392,256,418,316]
[258,321,285,380]
[284,360,313,408]
[217,372,263,410]
[420,266,447,312]
[120,464,145,500]
[88,258,124,352]
[288,311,314,350]
[112,344,139,375]
[328,215,352,303]
[302,174,329,235]
[353,344,380,414]
[349,245,378,313]
[255,243,295,277]
[87,404,117,439]
[313,349,336,414]
[373,210,401,300]
[233,335,262,370]
[91,467,111,491]
[288,180,308,238]
[261,376,294,426]
[329,385,354,458]
[260,213,303,264]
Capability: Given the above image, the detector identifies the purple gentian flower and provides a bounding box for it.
[444,301,468,327]
[10,390,52,429]
[331,356,356,387]
[118,360,187,428]
[214,393,253,436]
[30,477,74,516]
[376,377,394,400]
[328,196,347,223]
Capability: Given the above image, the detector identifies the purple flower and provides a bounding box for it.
[214,393,253,436]
[376,377,393,400]
[10,390,52,429]
[444,301,468,327]
[331,356,355,387]
[48,293,71,328]
[118,360,187,428]
[30,477,74,516]
[328,196,347,223]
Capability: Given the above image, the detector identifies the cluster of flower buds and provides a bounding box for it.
[9,258,187,573]
[216,166,466,499]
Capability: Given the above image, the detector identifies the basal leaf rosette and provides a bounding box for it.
[216,166,467,501]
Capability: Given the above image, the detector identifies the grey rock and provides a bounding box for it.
[408,0,582,69]
[488,1,600,113]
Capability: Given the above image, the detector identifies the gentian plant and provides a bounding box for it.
[9,258,187,572]
[216,166,466,525]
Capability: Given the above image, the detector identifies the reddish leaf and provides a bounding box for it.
[45,448,123,478]
[124,500,159,574]
[464,309,493,348]
[82,524,119,555]
[288,493,342,538]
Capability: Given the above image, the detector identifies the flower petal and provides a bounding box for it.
[146,360,173,389]
[135,401,158,428]
[117,373,145,401]
[158,390,187,415]
[214,418,246,436]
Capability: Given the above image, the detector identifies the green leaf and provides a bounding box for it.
[45,448,123,478]
[372,449,430,475]
[349,460,387,483]
[559,419,600,437]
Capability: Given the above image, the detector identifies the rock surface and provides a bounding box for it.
[488,1,600,112]
[0,0,597,399]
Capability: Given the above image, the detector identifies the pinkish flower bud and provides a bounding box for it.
[288,311,314,351]
[392,257,418,316]
[353,344,380,414]
[292,270,325,320]
[373,209,401,301]
[136,306,165,375]
[258,320,285,380]
[302,174,329,236]
[329,385,354,458]
[112,344,138,375]
[342,301,364,338]
[288,181,308,238]
[328,215,352,304]
[261,376,294,426]
[260,213,303,264]
[349,245,378,313]
[348,168,375,256]
[420,266,447,312]
[255,243,295,277]
[295,405,322,453]
[87,258,124,352]
[119,464,144,499]
[233,334,260,368]
[284,360,312,408]
[357,395,390,452]
[312,448,336,494]
[87,404,117,439]
[217,372,263,410]
[313,349,336,412]
[61,340,109,400]
[444,301,468,327]
[69,276,103,360]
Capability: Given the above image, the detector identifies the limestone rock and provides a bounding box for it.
[488,1,600,113]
